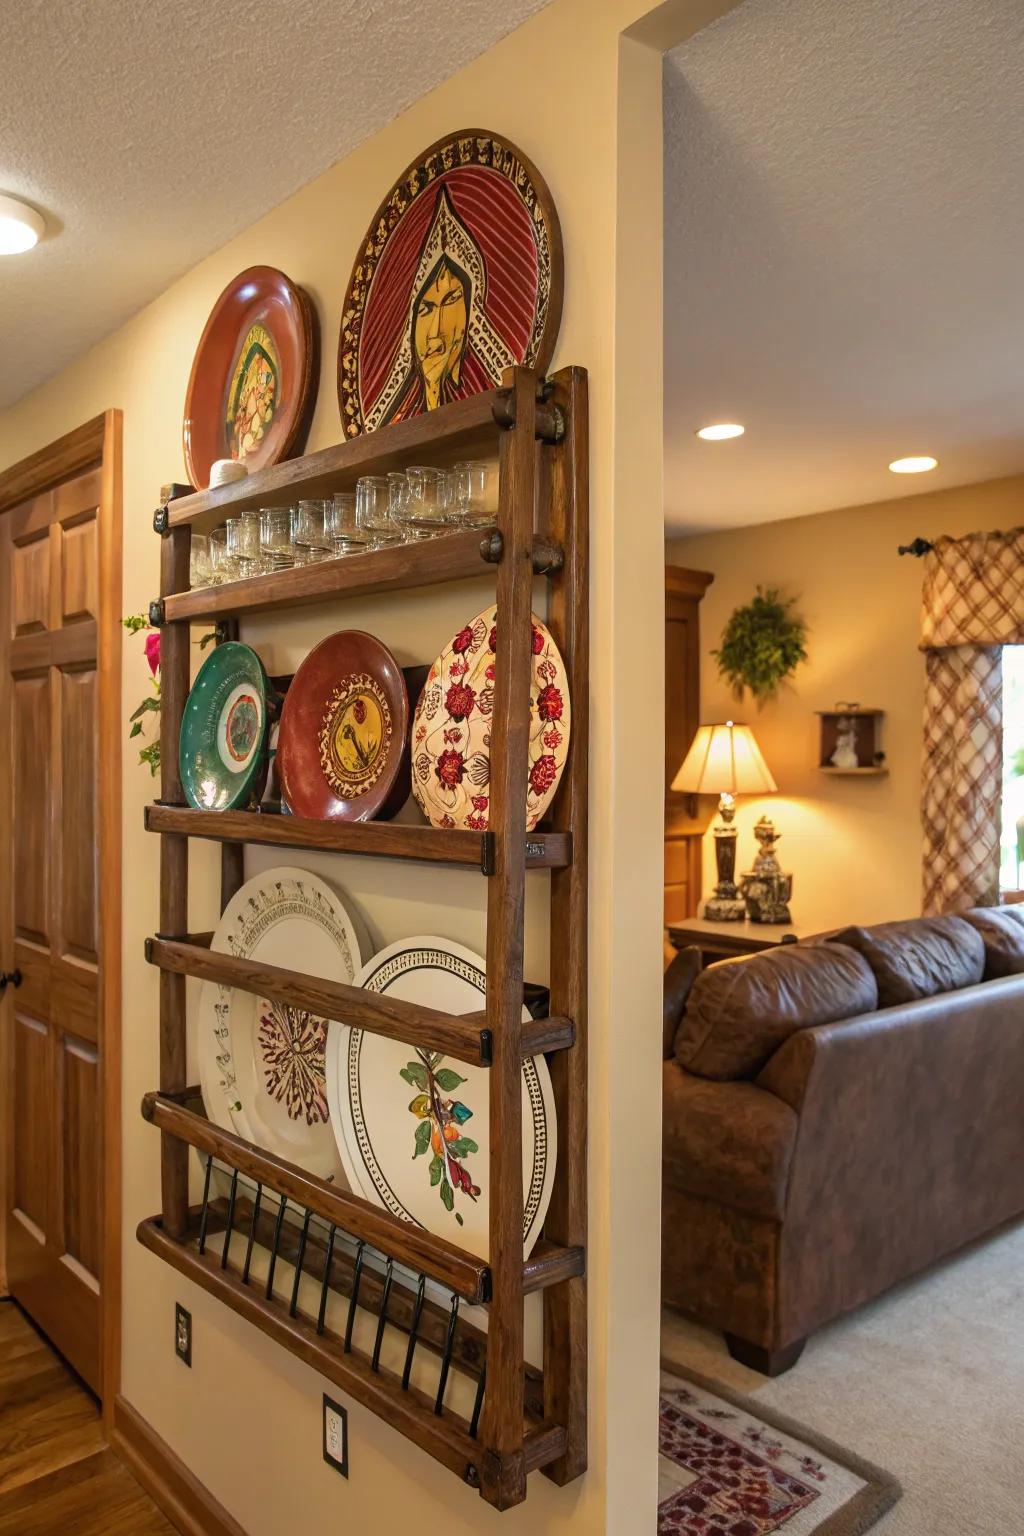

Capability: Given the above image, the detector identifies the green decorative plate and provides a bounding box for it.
[180,642,272,811]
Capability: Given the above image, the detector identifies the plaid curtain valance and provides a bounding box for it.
[921,528,1024,650]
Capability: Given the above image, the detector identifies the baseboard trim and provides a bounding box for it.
[110,1395,248,1536]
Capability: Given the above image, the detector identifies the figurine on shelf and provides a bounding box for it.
[830,715,860,769]
[740,815,793,924]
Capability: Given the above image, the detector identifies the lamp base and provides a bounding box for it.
[703,893,747,922]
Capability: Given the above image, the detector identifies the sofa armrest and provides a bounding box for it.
[756,977,1024,1343]
[663,945,701,1059]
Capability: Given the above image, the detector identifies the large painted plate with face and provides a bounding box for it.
[410,604,570,831]
[337,130,563,437]
[180,642,273,811]
[198,867,361,1183]
[277,631,409,822]
[183,265,319,490]
[326,936,556,1261]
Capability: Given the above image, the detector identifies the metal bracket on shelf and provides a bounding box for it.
[480,532,503,567]
[153,505,170,535]
[479,1030,493,1067]
[149,598,165,626]
[480,832,496,875]
[479,533,565,576]
[491,388,564,445]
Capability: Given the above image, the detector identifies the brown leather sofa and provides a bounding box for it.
[661,907,1024,1375]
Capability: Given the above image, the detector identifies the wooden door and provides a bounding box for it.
[664,564,713,924]
[0,416,121,1403]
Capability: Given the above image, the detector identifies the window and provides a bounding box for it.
[999,646,1024,894]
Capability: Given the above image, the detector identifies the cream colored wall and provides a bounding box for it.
[0,2,734,1530]
[668,473,1024,933]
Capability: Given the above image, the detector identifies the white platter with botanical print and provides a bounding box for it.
[198,867,361,1184]
[326,936,556,1261]
[410,603,570,831]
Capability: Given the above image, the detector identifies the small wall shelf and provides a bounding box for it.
[816,706,886,774]
[140,368,589,1511]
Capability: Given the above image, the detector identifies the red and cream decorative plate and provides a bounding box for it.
[337,129,563,436]
[183,265,318,491]
[410,604,570,831]
[277,631,409,821]
[197,868,361,1183]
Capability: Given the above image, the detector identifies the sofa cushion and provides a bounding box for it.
[961,905,1024,979]
[674,942,878,1081]
[663,946,702,1059]
[830,915,984,1006]
[662,1062,798,1219]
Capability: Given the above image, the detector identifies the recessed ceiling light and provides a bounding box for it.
[696,422,745,441]
[889,455,937,474]
[0,195,45,254]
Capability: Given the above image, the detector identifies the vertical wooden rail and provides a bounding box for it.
[541,367,589,1483]
[480,367,537,1508]
[158,518,191,1238]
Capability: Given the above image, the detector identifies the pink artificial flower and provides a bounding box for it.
[144,630,161,675]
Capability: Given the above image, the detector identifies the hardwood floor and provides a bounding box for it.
[0,1301,173,1534]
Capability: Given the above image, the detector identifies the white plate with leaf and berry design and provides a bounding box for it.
[326,937,556,1261]
[198,867,361,1184]
[410,603,570,831]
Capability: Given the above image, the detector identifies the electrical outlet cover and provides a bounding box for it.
[323,1395,348,1477]
[175,1303,192,1367]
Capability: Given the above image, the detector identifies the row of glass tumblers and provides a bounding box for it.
[188,460,498,587]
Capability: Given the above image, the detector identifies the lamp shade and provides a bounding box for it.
[671,721,777,796]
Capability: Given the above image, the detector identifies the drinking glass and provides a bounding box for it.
[209,526,232,584]
[404,465,447,538]
[324,492,365,556]
[189,533,211,589]
[387,472,411,542]
[356,476,400,549]
[227,511,260,578]
[259,507,293,571]
[452,460,496,527]
[291,499,330,565]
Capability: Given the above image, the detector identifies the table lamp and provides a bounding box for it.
[672,721,777,921]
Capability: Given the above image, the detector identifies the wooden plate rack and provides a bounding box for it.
[139,366,588,1510]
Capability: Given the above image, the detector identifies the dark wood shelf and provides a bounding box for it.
[165,389,505,529]
[164,525,498,622]
[144,803,572,871]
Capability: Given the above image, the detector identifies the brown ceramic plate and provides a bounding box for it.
[183,264,319,491]
[277,631,409,822]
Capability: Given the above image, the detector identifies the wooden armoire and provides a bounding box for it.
[664,564,713,924]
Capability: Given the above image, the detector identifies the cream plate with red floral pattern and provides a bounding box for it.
[198,867,361,1185]
[410,603,570,831]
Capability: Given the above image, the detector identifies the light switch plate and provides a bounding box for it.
[175,1303,192,1367]
[323,1395,349,1477]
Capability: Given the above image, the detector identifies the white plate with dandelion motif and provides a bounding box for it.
[198,866,361,1185]
[409,604,570,831]
[325,936,556,1261]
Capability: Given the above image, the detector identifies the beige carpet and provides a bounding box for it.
[662,1217,1024,1536]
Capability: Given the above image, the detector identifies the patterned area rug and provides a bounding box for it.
[659,1366,901,1536]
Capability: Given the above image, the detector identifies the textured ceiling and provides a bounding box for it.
[0,0,549,411]
[664,0,1024,533]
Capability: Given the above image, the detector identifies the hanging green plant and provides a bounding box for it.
[712,587,808,704]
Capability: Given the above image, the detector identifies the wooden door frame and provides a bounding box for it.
[0,411,122,1427]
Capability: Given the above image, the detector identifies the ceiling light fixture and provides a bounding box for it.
[0,195,45,254]
[697,422,745,441]
[888,455,937,475]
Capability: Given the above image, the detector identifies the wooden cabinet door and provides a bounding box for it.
[1,466,108,1391]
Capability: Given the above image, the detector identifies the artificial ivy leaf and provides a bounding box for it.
[429,1153,443,1186]
[129,720,143,739]
[450,1101,473,1124]
[407,1094,430,1118]
[440,1178,455,1212]
[455,1212,464,1226]
[434,1068,466,1092]
[413,1119,431,1158]
[129,696,161,722]
[448,1137,478,1158]
[400,1063,429,1091]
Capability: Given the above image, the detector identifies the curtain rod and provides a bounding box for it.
[897,538,934,557]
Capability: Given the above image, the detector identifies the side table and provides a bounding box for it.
[667,916,815,968]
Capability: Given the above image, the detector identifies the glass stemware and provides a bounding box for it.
[259,507,293,571]
[452,460,496,528]
[189,533,211,589]
[292,500,330,565]
[404,465,447,539]
[227,511,261,578]
[209,525,233,584]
